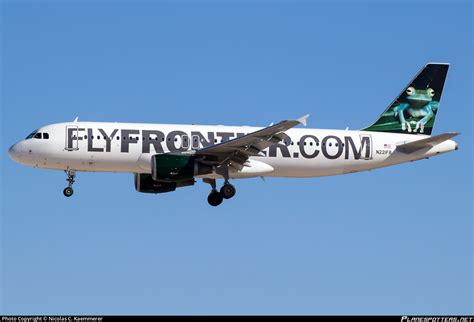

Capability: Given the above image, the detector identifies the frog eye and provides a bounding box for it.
[406,87,415,95]
[428,88,435,97]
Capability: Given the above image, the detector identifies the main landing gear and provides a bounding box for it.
[204,179,236,207]
[63,169,76,197]
[220,182,236,199]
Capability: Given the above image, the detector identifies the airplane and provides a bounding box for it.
[8,63,459,206]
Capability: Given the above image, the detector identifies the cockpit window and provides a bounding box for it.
[25,131,51,140]
[25,130,39,139]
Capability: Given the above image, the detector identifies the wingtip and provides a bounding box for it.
[297,114,310,126]
[440,131,461,137]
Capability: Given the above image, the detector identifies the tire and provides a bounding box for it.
[63,187,74,197]
[208,191,223,206]
[220,183,236,199]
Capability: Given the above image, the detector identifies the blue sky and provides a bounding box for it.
[1,0,472,315]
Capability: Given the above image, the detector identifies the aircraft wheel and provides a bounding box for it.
[63,187,74,197]
[220,183,236,199]
[208,191,223,207]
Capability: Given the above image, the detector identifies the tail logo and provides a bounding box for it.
[393,86,438,133]
[363,63,448,136]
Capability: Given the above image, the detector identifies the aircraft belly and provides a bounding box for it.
[260,156,347,178]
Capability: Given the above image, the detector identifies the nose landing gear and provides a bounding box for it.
[203,178,237,207]
[63,169,76,197]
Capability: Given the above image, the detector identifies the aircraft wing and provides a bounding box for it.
[194,114,309,171]
[396,132,460,154]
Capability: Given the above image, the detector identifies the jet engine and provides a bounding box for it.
[134,173,195,194]
[151,153,213,182]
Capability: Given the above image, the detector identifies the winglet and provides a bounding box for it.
[73,116,79,122]
[297,114,310,127]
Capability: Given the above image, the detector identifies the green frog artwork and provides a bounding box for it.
[363,63,448,136]
[393,87,439,133]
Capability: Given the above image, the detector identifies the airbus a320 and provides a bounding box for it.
[8,63,459,206]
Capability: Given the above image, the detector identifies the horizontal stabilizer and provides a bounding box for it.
[396,132,459,154]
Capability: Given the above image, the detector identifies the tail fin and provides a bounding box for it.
[363,63,449,135]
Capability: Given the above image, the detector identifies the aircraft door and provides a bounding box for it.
[65,126,80,151]
[182,135,190,149]
[192,135,199,149]
[359,134,372,160]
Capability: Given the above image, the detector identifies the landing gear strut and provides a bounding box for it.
[203,178,237,207]
[63,169,76,197]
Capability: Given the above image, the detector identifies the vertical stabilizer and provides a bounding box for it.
[363,63,449,135]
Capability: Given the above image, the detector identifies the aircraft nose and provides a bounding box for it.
[8,143,23,161]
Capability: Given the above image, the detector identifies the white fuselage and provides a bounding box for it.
[8,121,458,179]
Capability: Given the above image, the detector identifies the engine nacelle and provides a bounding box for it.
[134,173,194,194]
[151,153,212,182]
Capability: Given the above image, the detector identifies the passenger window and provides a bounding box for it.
[116,136,120,140]
[43,133,49,139]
